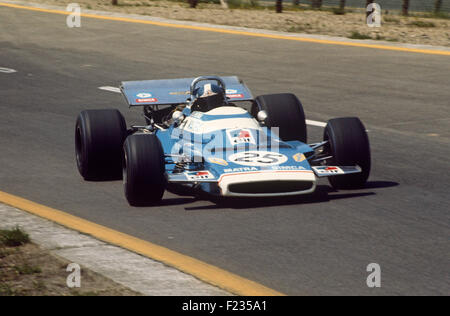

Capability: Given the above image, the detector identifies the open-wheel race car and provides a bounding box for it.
[75,76,370,206]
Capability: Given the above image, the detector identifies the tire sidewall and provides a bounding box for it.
[123,134,166,206]
[252,93,307,143]
[75,109,126,181]
[324,117,371,189]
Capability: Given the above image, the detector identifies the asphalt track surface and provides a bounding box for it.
[1,5,449,295]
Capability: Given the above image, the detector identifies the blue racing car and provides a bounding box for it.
[75,76,370,206]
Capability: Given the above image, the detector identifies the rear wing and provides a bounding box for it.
[120,76,254,107]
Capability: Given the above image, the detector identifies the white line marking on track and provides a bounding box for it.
[98,86,328,127]
[306,119,327,128]
[0,67,17,73]
[98,86,121,93]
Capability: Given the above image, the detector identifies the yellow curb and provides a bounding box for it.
[0,190,284,296]
[1,2,449,56]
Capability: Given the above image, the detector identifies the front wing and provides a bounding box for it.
[166,165,362,197]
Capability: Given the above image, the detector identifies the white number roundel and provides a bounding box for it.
[228,151,288,166]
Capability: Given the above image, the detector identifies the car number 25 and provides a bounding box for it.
[228,151,288,166]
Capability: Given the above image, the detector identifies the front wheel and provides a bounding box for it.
[323,117,371,189]
[123,134,166,206]
[75,109,127,181]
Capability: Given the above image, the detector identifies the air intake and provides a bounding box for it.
[228,181,314,194]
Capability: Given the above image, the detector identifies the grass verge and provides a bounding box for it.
[348,31,372,40]
[0,226,30,247]
[409,20,436,27]
[10,0,450,47]
[0,227,139,296]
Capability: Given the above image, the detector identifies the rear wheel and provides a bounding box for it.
[75,109,127,181]
[123,134,166,206]
[323,117,371,189]
[251,93,307,143]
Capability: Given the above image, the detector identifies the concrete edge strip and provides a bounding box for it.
[0,190,284,296]
[0,1,449,56]
[0,203,231,295]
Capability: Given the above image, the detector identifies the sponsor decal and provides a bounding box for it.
[169,91,190,95]
[225,89,238,94]
[135,98,158,103]
[228,151,288,167]
[208,157,228,166]
[226,93,245,99]
[313,166,342,174]
[186,170,215,180]
[227,128,255,145]
[293,153,306,162]
[272,165,306,171]
[312,166,361,177]
[224,167,259,173]
[136,93,152,98]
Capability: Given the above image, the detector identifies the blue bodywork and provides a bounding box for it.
[120,76,328,196]
[158,110,314,174]
[154,107,316,196]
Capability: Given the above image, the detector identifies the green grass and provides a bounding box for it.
[33,280,47,291]
[0,283,17,296]
[414,11,450,20]
[432,12,450,19]
[227,0,261,10]
[384,16,400,23]
[71,290,100,296]
[287,25,307,33]
[409,20,436,27]
[373,34,399,42]
[14,264,42,275]
[332,8,345,15]
[0,227,30,247]
[348,31,372,40]
[0,247,15,259]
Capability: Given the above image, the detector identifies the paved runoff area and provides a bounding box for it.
[0,203,230,296]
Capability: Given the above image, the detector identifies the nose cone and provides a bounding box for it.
[218,170,316,197]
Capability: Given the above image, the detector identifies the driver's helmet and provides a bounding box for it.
[191,83,227,112]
